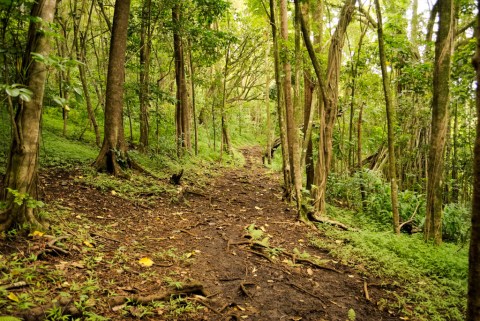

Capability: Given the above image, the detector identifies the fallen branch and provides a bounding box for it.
[0,281,28,290]
[399,202,420,231]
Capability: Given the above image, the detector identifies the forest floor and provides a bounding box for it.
[1,147,403,321]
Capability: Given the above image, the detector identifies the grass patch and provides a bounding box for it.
[310,208,467,321]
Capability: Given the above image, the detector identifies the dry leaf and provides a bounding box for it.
[254,206,262,210]
[306,268,314,276]
[111,190,117,195]
[7,292,19,302]
[138,257,154,267]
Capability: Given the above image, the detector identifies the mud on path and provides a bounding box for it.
[1,147,399,320]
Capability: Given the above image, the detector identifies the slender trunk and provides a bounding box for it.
[358,102,366,212]
[188,41,198,156]
[269,0,290,195]
[452,100,459,202]
[221,40,232,156]
[468,3,480,318]
[139,0,152,152]
[302,72,315,190]
[425,0,454,244]
[282,0,302,212]
[265,32,272,165]
[374,0,400,234]
[1,0,57,232]
[74,0,100,147]
[173,5,190,155]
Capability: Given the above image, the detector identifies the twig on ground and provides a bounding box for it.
[90,232,121,243]
[364,280,371,301]
[0,281,28,290]
[287,281,326,309]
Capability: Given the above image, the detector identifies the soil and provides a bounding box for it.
[1,147,401,321]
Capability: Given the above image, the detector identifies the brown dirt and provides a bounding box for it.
[1,147,401,320]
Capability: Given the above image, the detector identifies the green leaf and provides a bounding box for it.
[5,87,19,97]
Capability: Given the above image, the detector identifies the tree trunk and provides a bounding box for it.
[468,4,480,318]
[173,4,191,155]
[74,0,101,147]
[303,71,315,190]
[374,0,401,234]
[281,0,302,212]
[0,0,57,232]
[452,101,459,202]
[269,0,291,197]
[298,0,356,217]
[188,41,198,156]
[357,102,367,212]
[221,41,232,156]
[424,0,454,245]
[265,31,272,165]
[139,0,152,152]
[92,0,132,176]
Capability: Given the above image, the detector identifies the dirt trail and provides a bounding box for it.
[2,147,399,320]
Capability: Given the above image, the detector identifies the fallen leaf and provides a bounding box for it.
[306,268,314,276]
[138,257,154,267]
[254,206,262,210]
[7,292,19,302]
[31,230,44,237]
[111,190,117,195]
[83,240,94,248]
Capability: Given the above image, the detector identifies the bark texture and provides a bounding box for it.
[173,4,191,155]
[93,0,132,176]
[374,0,400,234]
[424,0,454,244]
[0,0,57,232]
[468,3,480,318]
[139,0,152,152]
[269,0,291,196]
[280,0,302,211]
[298,0,356,217]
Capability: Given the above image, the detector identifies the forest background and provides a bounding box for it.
[0,0,478,320]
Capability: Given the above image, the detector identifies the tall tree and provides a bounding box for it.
[424,0,455,244]
[280,0,302,211]
[0,0,57,231]
[298,0,356,217]
[269,0,291,196]
[173,3,191,155]
[468,2,480,318]
[139,0,152,152]
[374,0,400,234]
[93,0,133,176]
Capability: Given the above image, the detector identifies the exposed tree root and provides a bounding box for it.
[18,297,81,321]
[230,239,340,273]
[35,235,69,258]
[287,281,326,309]
[308,212,358,231]
[109,282,206,307]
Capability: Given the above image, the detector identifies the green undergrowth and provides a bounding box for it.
[310,207,468,321]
